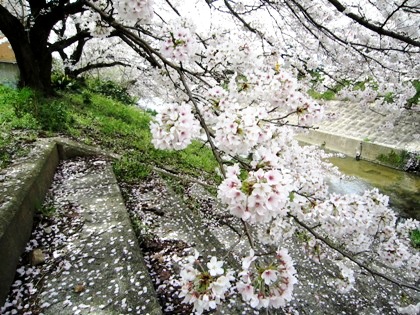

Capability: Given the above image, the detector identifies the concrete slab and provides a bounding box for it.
[37,159,162,315]
[1,138,162,314]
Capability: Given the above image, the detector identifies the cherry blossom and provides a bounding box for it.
[207,257,224,277]
[1,0,419,313]
[160,26,198,63]
[236,248,298,310]
[178,253,234,315]
[218,165,293,223]
[117,0,154,22]
[150,102,201,150]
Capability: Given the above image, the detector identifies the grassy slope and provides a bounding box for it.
[0,85,219,184]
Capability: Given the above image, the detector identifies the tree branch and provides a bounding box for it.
[290,214,419,292]
[222,0,274,46]
[326,0,420,47]
[178,70,227,178]
[69,61,130,77]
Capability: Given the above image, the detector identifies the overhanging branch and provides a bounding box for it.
[69,61,130,77]
[290,214,419,292]
[326,0,420,47]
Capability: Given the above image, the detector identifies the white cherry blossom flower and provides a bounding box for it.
[207,257,224,277]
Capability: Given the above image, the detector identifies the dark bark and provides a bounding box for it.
[0,5,44,91]
[0,1,86,94]
[70,61,130,77]
[49,26,92,77]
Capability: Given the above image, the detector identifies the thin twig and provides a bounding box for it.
[242,219,255,249]
[178,70,226,178]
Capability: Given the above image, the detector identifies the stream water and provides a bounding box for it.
[326,156,420,220]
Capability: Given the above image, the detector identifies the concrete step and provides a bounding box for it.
[37,157,162,315]
[0,139,162,314]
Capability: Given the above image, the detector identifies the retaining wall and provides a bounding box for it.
[0,141,58,304]
[295,130,406,167]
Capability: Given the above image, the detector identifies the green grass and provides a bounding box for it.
[410,229,420,249]
[377,150,410,169]
[0,86,41,168]
[0,84,220,184]
[307,88,337,101]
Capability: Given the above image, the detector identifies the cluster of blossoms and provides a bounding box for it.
[214,106,273,156]
[301,237,327,263]
[236,249,298,309]
[295,100,324,126]
[142,14,419,315]
[179,249,297,313]
[218,164,293,223]
[257,216,296,245]
[160,27,199,62]
[178,251,234,314]
[205,70,325,145]
[204,31,262,71]
[116,0,154,22]
[89,22,112,38]
[150,102,200,150]
[311,190,420,270]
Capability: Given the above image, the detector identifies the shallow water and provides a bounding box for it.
[327,156,420,220]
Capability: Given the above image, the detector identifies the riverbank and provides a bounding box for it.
[295,101,420,172]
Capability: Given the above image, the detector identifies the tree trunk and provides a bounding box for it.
[0,5,52,94]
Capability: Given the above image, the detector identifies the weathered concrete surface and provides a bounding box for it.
[296,101,420,168]
[38,159,162,315]
[0,140,59,304]
[0,138,161,313]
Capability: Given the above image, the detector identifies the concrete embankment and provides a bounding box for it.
[0,140,58,304]
[296,101,420,170]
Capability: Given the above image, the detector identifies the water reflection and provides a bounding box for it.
[327,157,420,220]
